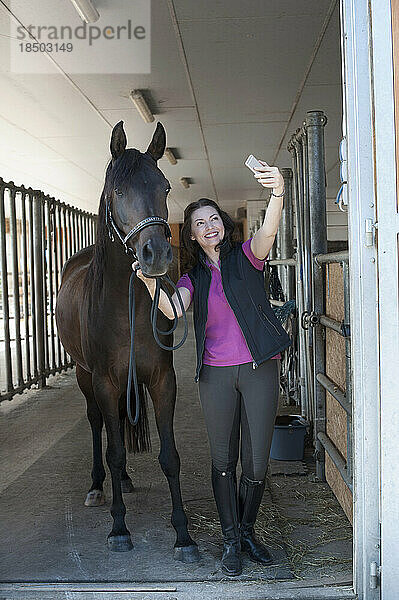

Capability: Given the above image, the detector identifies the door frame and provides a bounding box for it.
[369,0,399,597]
[339,0,385,598]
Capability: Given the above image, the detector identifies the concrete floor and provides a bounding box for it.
[0,315,354,599]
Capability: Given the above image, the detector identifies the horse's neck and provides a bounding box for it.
[102,237,133,286]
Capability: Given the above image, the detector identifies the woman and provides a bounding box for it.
[135,162,292,576]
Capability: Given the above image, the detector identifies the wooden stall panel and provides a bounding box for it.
[325,262,353,523]
[326,455,353,522]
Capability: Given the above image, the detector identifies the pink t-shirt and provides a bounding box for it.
[176,239,281,366]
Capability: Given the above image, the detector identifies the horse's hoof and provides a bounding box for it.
[84,489,105,507]
[121,478,134,494]
[107,534,133,552]
[174,544,200,563]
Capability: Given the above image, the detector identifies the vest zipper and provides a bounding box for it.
[258,304,282,336]
[195,265,212,382]
[220,261,258,369]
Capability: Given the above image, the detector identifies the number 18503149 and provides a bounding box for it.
[19,42,73,52]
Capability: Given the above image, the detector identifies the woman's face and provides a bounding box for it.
[190,205,225,251]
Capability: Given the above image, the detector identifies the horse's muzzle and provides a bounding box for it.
[137,239,173,277]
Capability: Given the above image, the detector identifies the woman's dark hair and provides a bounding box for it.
[180,198,239,272]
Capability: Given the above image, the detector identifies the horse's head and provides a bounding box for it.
[105,121,173,276]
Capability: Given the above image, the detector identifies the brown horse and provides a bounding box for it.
[56,121,199,562]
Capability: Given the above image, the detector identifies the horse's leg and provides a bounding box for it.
[118,398,134,494]
[148,368,199,563]
[76,364,106,507]
[92,376,133,552]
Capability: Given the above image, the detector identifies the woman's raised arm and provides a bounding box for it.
[250,161,285,260]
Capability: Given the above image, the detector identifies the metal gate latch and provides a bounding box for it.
[365,218,378,247]
[301,310,320,330]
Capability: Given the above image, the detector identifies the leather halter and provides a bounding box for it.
[105,195,172,259]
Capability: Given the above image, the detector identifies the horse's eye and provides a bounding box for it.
[114,189,123,197]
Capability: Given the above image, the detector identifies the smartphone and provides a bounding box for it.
[245,154,264,173]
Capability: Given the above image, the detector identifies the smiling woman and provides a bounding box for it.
[136,190,292,576]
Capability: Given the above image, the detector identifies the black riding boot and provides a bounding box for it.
[211,465,242,576]
[239,475,273,565]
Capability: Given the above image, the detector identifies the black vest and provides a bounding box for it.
[188,243,292,382]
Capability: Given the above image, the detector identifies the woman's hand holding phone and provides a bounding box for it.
[245,155,284,194]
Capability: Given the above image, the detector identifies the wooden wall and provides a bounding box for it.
[325,262,353,523]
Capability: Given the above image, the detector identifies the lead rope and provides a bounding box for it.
[127,270,188,425]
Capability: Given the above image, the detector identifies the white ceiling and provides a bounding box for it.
[0,0,347,239]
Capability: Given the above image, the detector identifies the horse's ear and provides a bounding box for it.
[110,121,127,160]
[146,122,166,162]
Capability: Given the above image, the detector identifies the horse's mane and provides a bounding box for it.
[87,149,142,290]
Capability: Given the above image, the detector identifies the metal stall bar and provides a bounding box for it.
[317,431,353,492]
[71,210,76,255]
[67,207,73,259]
[9,187,23,387]
[316,250,348,263]
[53,201,62,369]
[0,179,96,402]
[78,212,83,251]
[0,180,13,394]
[82,214,87,247]
[33,190,45,389]
[306,110,328,481]
[90,217,95,245]
[83,213,88,248]
[274,210,281,285]
[279,169,295,301]
[28,190,38,379]
[269,258,297,267]
[73,209,78,255]
[42,194,49,374]
[319,314,348,335]
[296,126,316,425]
[297,127,313,315]
[20,187,32,382]
[46,198,56,373]
[316,372,351,415]
[77,211,82,251]
[60,204,68,366]
[54,202,63,367]
[82,212,87,248]
[288,136,310,420]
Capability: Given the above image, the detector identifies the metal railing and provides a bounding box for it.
[252,110,353,491]
[0,177,97,402]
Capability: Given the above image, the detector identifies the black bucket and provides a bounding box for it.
[270,415,308,461]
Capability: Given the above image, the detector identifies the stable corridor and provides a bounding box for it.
[0,315,353,598]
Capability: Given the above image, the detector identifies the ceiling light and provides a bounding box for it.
[180,177,190,189]
[164,148,177,165]
[129,90,154,123]
[69,0,99,23]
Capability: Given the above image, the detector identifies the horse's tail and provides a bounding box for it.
[124,384,152,454]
